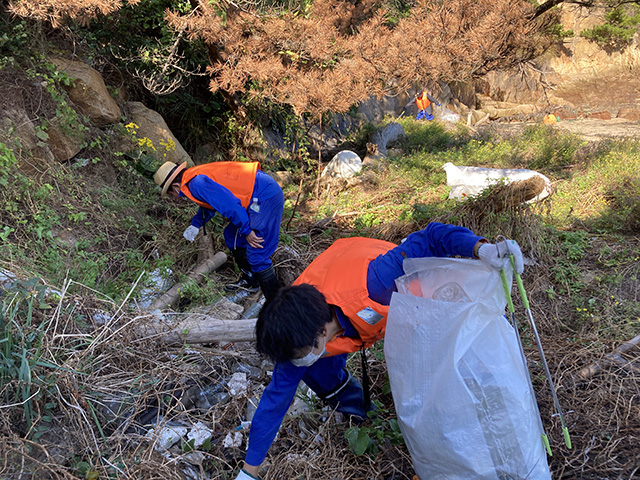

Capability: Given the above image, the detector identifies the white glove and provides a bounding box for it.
[183,225,200,242]
[477,240,524,274]
[235,469,258,480]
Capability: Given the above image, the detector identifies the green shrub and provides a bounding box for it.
[580,6,640,49]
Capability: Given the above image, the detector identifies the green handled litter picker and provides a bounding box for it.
[499,267,553,457]
[497,237,572,452]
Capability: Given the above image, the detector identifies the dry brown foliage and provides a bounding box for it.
[8,0,554,118]
[167,0,552,118]
[7,0,140,28]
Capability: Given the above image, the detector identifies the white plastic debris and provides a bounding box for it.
[236,420,252,432]
[222,431,243,448]
[92,311,112,326]
[187,421,213,449]
[442,162,552,202]
[321,150,363,178]
[440,108,461,123]
[227,372,248,397]
[146,425,188,451]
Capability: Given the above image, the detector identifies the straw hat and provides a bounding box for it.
[154,161,187,196]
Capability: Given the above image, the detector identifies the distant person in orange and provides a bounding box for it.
[406,90,441,121]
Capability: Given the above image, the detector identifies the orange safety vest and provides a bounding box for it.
[294,237,396,356]
[180,161,260,209]
[416,92,431,110]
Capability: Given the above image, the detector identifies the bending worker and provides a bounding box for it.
[154,160,284,301]
[408,90,441,121]
[234,222,524,479]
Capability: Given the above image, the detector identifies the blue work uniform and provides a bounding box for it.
[244,222,484,466]
[416,92,440,121]
[182,170,284,273]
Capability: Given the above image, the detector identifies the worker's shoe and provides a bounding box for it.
[323,373,376,421]
[254,265,281,302]
[224,270,259,293]
[226,248,260,292]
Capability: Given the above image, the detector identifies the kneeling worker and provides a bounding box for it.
[234,222,524,479]
[154,160,284,301]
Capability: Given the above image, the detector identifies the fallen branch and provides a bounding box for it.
[576,333,640,380]
[148,252,227,311]
[137,314,256,345]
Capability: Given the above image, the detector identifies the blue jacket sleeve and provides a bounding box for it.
[186,175,252,236]
[189,207,215,229]
[245,361,306,466]
[366,222,484,305]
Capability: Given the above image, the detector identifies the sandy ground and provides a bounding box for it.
[554,117,640,141]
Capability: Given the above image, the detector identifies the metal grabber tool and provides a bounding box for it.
[497,237,552,456]
[497,237,572,450]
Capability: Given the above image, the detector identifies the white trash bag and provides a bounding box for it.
[384,257,551,480]
[440,108,461,123]
[442,162,552,202]
[320,150,362,179]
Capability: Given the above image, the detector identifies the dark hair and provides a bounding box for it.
[256,283,333,363]
[174,169,185,184]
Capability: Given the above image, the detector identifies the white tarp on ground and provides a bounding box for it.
[442,162,552,202]
[385,257,551,480]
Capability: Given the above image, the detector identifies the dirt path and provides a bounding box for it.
[488,117,640,142]
[554,117,640,141]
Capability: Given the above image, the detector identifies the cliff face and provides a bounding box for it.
[472,4,640,123]
[549,4,640,76]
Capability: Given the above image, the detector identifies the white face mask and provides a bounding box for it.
[290,335,327,367]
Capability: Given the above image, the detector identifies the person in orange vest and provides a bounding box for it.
[154,160,284,301]
[407,90,441,121]
[234,223,524,480]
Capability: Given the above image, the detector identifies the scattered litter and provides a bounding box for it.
[246,396,259,421]
[227,372,248,396]
[136,266,174,311]
[234,363,262,380]
[440,108,461,123]
[285,453,307,462]
[187,422,213,449]
[146,424,188,451]
[236,420,251,431]
[0,268,16,287]
[196,384,229,410]
[222,431,243,448]
[93,311,112,326]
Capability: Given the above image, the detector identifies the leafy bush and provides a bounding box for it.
[580,6,640,49]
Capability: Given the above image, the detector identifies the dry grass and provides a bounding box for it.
[2,269,639,479]
[4,204,640,479]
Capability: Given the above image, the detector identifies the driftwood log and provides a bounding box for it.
[139,314,257,346]
[148,252,227,311]
[576,333,640,380]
